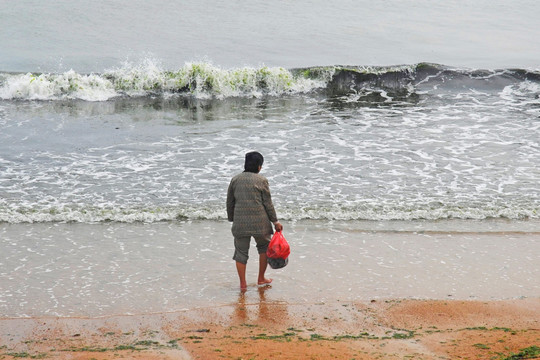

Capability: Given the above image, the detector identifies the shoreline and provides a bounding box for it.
[1,297,539,360]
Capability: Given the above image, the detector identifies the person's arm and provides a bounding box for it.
[261,178,283,231]
[226,180,235,222]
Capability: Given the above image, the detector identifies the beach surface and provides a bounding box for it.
[1,298,539,359]
[1,221,539,359]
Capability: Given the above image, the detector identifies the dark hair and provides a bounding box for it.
[244,151,264,173]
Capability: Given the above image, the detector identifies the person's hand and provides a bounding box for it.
[274,221,283,232]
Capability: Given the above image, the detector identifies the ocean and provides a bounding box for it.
[1,0,539,318]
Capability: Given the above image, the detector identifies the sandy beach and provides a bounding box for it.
[1,297,539,359]
[2,221,539,359]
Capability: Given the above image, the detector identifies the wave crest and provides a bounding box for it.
[0,61,333,101]
[2,62,539,102]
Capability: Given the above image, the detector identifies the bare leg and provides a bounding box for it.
[236,261,247,290]
[257,253,272,285]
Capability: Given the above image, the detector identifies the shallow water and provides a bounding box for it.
[1,220,539,318]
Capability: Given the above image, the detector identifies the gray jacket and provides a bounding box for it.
[226,172,278,236]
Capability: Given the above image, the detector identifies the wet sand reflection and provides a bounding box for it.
[233,286,289,326]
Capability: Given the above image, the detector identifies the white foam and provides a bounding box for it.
[0,60,332,101]
[0,202,538,224]
[0,70,118,101]
[499,80,540,103]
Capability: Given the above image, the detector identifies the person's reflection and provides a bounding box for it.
[233,289,249,324]
[232,286,288,325]
[256,285,271,321]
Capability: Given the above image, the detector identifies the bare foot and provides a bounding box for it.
[240,281,248,291]
[257,278,273,286]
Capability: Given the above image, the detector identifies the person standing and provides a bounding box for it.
[226,151,283,291]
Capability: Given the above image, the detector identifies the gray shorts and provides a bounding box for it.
[233,234,272,264]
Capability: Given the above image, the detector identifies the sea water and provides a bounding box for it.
[1,1,539,317]
[2,0,540,71]
[1,63,538,223]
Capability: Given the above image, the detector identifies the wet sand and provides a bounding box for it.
[1,220,539,358]
[1,297,539,359]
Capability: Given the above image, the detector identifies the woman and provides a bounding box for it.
[226,151,283,291]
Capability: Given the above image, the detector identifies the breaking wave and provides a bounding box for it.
[1,61,539,102]
[0,60,333,101]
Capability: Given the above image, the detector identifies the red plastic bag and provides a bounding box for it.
[266,231,290,269]
[267,231,290,259]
